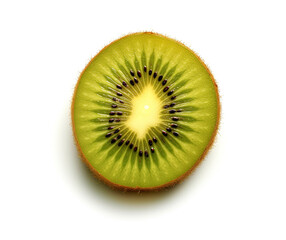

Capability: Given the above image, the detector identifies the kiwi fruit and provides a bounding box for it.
[72,32,220,191]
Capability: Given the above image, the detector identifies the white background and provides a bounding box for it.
[0,1,285,239]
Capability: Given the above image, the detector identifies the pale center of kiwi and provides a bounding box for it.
[126,85,162,139]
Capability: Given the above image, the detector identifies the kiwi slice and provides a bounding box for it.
[72,32,220,191]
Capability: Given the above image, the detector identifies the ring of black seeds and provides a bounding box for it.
[104,66,185,157]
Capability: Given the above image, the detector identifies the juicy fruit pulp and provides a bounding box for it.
[72,33,220,190]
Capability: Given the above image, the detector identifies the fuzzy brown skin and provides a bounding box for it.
[71,32,221,192]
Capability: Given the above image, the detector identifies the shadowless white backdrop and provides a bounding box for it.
[0,1,285,239]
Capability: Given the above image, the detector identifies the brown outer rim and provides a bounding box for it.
[71,32,221,192]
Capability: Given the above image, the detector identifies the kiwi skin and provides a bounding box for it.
[71,32,221,192]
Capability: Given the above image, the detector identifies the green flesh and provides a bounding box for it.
[73,33,219,189]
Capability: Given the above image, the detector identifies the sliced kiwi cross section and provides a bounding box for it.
[72,32,220,191]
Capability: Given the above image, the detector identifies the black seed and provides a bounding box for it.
[169,109,176,114]
[148,139,153,146]
[119,100,124,104]
[125,140,130,146]
[137,71,142,78]
[177,109,183,112]
[171,96,177,100]
[153,72,157,78]
[153,137,157,143]
[122,81,127,87]
[130,80,134,86]
[108,126,114,130]
[112,97,117,101]
[134,146,138,152]
[109,119,114,123]
[110,111,115,115]
[144,66,147,72]
[118,139,125,146]
[151,147,155,153]
[111,138,116,144]
[116,84,122,89]
[167,90,174,96]
[171,123,178,128]
[130,70,134,76]
[111,104,117,108]
[145,151,149,157]
[162,80,167,85]
[105,133,112,138]
[115,119,120,122]
[166,128,172,132]
[172,117,179,121]
[158,75,163,81]
[117,134,122,139]
[117,92,122,96]
[170,103,176,107]
[173,132,179,137]
[134,77,138,83]
[149,69,152,75]
[117,112,122,115]
[114,129,120,133]
[162,130,168,136]
[164,105,170,109]
[129,143,134,149]
[139,150,143,157]
[163,86,169,92]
